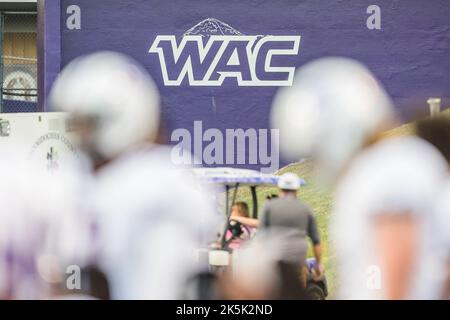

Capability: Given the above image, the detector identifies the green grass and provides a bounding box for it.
[234,108,450,298]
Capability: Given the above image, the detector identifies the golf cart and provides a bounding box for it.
[193,167,328,300]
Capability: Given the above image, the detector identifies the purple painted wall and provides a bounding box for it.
[41,0,450,170]
[38,0,61,112]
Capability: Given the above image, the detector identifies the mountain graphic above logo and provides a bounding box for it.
[184,18,244,36]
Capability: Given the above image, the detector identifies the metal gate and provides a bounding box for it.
[0,12,38,113]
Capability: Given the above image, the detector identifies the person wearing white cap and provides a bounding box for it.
[229,172,322,286]
[277,172,302,191]
[259,173,323,279]
[49,51,219,299]
[271,57,448,299]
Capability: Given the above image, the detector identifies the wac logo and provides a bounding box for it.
[149,18,301,86]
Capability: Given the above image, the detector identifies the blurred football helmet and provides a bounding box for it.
[49,51,160,160]
[271,57,394,181]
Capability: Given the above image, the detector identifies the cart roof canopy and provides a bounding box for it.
[193,167,306,187]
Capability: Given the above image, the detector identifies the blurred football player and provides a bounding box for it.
[271,57,448,299]
[49,52,219,299]
[415,116,450,299]
[0,151,82,299]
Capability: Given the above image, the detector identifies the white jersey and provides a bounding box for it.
[434,182,450,262]
[0,151,82,299]
[331,136,447,300]
[84,146,219,299]
[417,180,450,299]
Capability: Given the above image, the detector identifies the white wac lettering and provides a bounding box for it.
[149,35,301,86]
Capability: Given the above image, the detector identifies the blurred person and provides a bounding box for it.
[231,202,249,219]
[271,57,448,299]
[230,202,259,229]
[49,52,219,299]
[435,187,450,299]
[226,202,254,250]
[415,116,450,299]
[331,136,446,300]
[229,174,322,280]
[0,157,51,299]
[220,230,308,300]
[0,152,84,299]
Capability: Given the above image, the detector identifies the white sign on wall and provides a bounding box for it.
[0,112,78,173]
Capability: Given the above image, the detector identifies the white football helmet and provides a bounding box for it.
[49,51,160,160]
[271,57,394,181]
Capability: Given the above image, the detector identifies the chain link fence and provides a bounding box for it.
[0,12,38,113]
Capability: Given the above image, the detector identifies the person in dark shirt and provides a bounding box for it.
[260,173,323,280]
